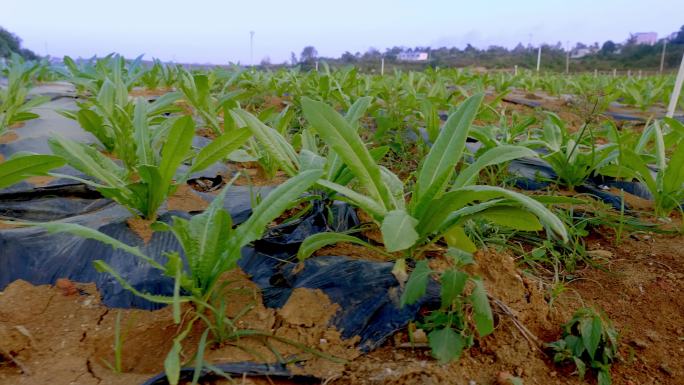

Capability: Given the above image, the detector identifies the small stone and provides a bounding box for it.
[659,364,673,376]
[514,367,524,377]
[630,338,648,349]
[587,249,613,259]
[496,371,514,385]
[55,278,78,296]
[412,329,428,344]
[550,371,557,377]
[645,330,660,342]
[468,380,477,385]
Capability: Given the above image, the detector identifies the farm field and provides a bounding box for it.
[1,54,683,385]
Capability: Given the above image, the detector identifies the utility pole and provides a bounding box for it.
[380,57,385,76]
[249,31,255,66]
[536,46,541,72]
[565,41,570,74]
[666,52,684,118]
[660,39,667,73]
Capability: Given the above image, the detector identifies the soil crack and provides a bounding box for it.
[86,358,102,384]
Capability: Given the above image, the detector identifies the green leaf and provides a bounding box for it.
[33,222,163,269]
[301,97,392,211]
[581,315,603,360]
[232,109,299,176]
[191,329,210,385]
[444,225,477,253]
[381,210,419,252]
[48,135,128,190]
[597,368,612,385]
[400,260,431,306]
[414,94,483,203]
[316,179,387,220]
[133,97,153,165]
[480,206,543,231]
[233,169,322,246]
[573,357,587,379]
[297,232,373,261]
[158,115,194,185]
[190,127,252,174]
[428,327,466,363]
[345,96,372,128]
[440,269,468,308]
[164,340,182,385]
[452,145,538,188]
[0,154,65,189]
[470,277,494,336]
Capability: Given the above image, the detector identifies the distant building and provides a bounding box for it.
[632,32,658,45]
[397,51,429,62]
[570,47,598,59]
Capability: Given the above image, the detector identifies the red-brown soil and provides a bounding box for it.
[1,232,682,385]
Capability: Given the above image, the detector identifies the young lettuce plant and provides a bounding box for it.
[59,77,181,167]
[619,121,684,217]
[296,94,568,361]
[540,112,615,189]
[178,69,242,136]
[49,115,251,220]
[33,169,322,384]
[0,54,50,134]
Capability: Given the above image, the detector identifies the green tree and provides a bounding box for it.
[601,40,617,55]
[300,46,318,64]
[0,26,38,60]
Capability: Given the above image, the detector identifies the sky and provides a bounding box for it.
[4,0,683,64]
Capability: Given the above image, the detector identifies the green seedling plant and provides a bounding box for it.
[540,112,615,189]
[620,77,667,112]
[178,69,243,135]
[547,307,619,385]
[33,169,324,385]
[61,54,145,96]
[0,153,66,189]
[49,115,252,220]
[298,93,566,255]
[292,94,567,362]
[412,251,493,363]
[619,121,684,218]
[0,54,50,134]
[59,76,181,167]
[138,59,180,91]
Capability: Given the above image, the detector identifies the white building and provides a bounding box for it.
[570,47,594,59]
[397,51,429,62]
[632,32,658,45]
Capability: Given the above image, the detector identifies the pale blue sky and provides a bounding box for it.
[4,0,682,64]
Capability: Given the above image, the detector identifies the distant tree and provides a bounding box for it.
[340,51,356,63]
[362,47,381,60]
[260,56,271,66]
[601,40,617,54]
[625,34,637,46]
[672,25,684,44]
[512,43,526,53]
[574,42,587,50]
[290,52,298,66]
[300,46,318,63]
[0,26,37,59]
